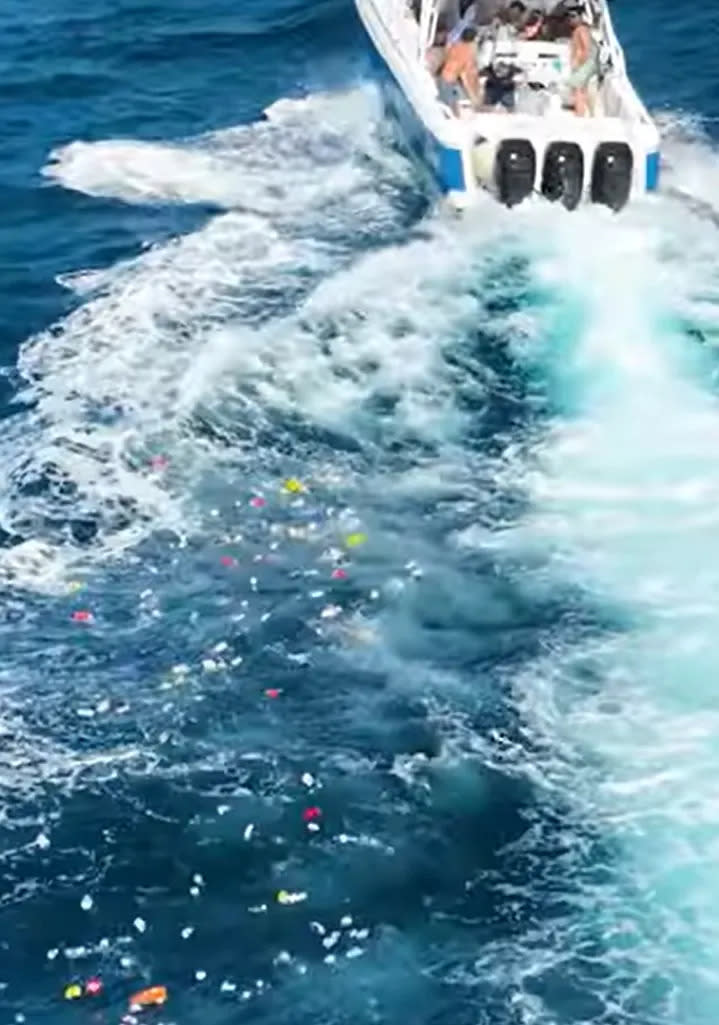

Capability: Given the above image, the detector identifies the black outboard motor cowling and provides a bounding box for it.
[591,142,633,211]
[495,139,536,207]
[541,141,584,210]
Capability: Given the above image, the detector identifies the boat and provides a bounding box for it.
[354,0,660,211]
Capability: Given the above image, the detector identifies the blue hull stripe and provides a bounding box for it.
[645,150,660,191]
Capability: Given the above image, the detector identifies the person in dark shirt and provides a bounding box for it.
[481,59,522,110]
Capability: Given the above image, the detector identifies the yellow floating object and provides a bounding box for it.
[282,478,305,494]
[345,532,367,548]
[64,984,83,1000]
[67,581,84,593]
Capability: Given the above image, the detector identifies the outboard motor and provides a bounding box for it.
[591,142,633,211]
[541,141,584,210]
[495,139,536,207]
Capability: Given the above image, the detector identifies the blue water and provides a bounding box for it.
[3,2,719,1024]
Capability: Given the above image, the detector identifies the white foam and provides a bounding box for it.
[41,88,389,214]
[461,188,719,1020]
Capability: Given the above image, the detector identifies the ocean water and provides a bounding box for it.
[2,2,719,1024]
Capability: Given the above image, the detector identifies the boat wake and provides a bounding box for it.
[5,84,719,1022]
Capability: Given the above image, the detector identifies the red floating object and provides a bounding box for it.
[85,978,103,997]
[250,496,266,508]
[302,806,322,822]
[265,688,281,699]
[220,556,237,567]
[71,610,93,623]
[331,568,348,580]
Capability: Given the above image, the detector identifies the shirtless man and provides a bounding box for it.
[437,26,481,113]
[567,6,598,115]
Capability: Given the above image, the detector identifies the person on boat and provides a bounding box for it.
[480,58,522,110]
[504,0,528,34]
[566,6,599,115]
[437,26,481,113]
[447,0,502,40]
[520,8,545,38]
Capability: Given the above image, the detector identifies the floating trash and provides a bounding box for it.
[282,478,305,494]
[344,533,367,548]
[64,984,83,1000]
[80,894,94,911]
[220,556,237,568]
[133,917,146,933]
[302,807,322,822]
[129,986,167,1009]
[250,496,266,508]
[71,610,93,623]
[276,890,307,906]
[265,689,281,699]
[331,568,348,580]
[85,978,103,996]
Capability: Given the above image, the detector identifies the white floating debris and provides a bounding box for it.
[323,954,336,965]
[320,605,342,619]
[80,894,94,911]
[36,832,51,850]
[202,659,219,672]
[172,664,190,676]
[346,947,364,959]
[241,990,252,1001]
[322,932,340,950]
[192,873,204,886]
[220,980,236,993]
[243,823,255,842]
[307,822,320,833]
[76,708,95,718]
[301,773,315,788]
[133,917,146,933]
[212,641,229,654]
[309,921,326,936]
[181,927,194,940]
[230,656,244,667]
[248,903,267,914]
[354,928,370,940]
[369,589,380,600]
[189,886,200,897]
[46,949,59,961]
[274,951,292,965]
[120,956,133,969]
[140,589,153,600]
[217,804,230,816]
[250,577,258,591]
[260,612,271,623]
[309,590,325,599]
[98,938,110,950]
[65,946,88,959]
[340,915,353,928]
[195,970,207,982]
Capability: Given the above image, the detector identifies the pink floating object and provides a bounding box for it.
[149,455,168,471]
[302,806,322,822]
[331,568,348,580]
[85,978,103,996]
[220,556,237,567]
[71,610,93,623]
[250,496,266,508]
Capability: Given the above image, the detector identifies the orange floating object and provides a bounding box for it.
[129,986,167,1009]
